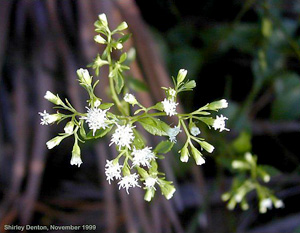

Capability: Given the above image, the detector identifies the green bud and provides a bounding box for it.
[71,141,82,167]
[98,13,108,27]
[45,113,62,124]
[241,199,249,210]
[257,168,270,183]
[190,146,205,165]
[199,141,214,153]
[207,99,228,110]
[115,22,128,31]
[77,68,92,86]
[160,182,176,200]
[184,80,196,89]
[221,192,231,201]
[180,145,189,163]
[136,167,148,179]
[94,35,106,44]
[122,164,131,176]
[46,136,64,149]
[227,198,237,210]
[177,69,187,84]
[44,91,63,105]
[144,188,155,202]
[231,160,249,170]
[64,121,74,134]
[245,152,254,163]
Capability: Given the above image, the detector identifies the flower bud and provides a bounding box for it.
[124,93,137,105]
[221,192,231,201]
[64,121,74,134]
[71,142,82,167]
[46,113,62,124]
[116,43,123,50]
[191,147,205,165]
[199,141,215,153]
[231,160,248,169]
[189,122,201,136]
[116,22,128,31]
[144,188,155,202]
[180,145,189,163]
[94,35,106,44]
[44,91,63,105]
[177,69,187,84]
[77,68,92,86]
[46,136,64,149]
[161,183,176,200]
[207,99,228,110]
[98,13,108,26]
[274,199,284,208]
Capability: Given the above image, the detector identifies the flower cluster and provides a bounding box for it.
[222,152,284,213]
[39,13,230,202]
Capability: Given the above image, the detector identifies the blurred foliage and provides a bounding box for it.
[137,0,300,227]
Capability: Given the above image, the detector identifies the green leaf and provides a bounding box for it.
[198,117,214,127]
[113,72,124,94]
[119,53,127,63]
[154,141,174,154]
[128,76,149,92]
[232,131,252,154]
[132,129,145,149]
[148,102,164,111]
[139,117,169,136]
[271,73,300,120]
[118,33,131,44]
[99,102,114,110]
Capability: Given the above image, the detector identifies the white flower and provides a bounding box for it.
[81,107,109,136]
[190,126,201,136]
[132,147,156,168]
[212,115,230,132]
[144,177,159,190]
[260,198,273,213]
[105,160,122,184]
[118,173,140,194]
[70,155,83,167]
[124,93,137,105]
[168,88,176,98]
[116,43,123,49]
[167,126,182,143]
[110,124,135,149]
[39,110,61,125]
[219,99,228,108]
[274,200,284,209]
[162,98,178,116]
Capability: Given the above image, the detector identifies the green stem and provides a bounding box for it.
[106,34,127,116]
